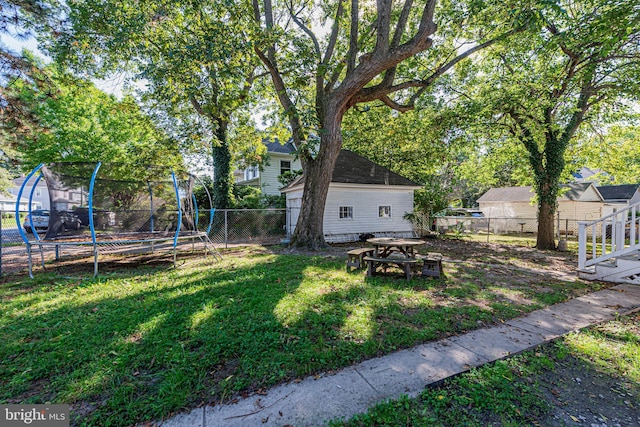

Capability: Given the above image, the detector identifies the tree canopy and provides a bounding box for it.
[250,0,532,247]
[450,0,640,248]
[54,0,265,208]
[4,59,184,172]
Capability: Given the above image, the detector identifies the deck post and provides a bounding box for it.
[578,222,587,270]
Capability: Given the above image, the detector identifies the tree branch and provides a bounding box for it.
[352,28,520,111]
[375,0,392,52]
[379,94,412,112]
[347,0,359,75]
[288,3,321,60]
[323,0,344,67]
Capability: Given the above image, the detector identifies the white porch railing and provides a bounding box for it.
[578,201,640,270]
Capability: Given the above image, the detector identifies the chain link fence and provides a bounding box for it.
[203,209,288,247]
[413,214,580,242]
[1,211,30,276]
[0,209,290,276]
[2,208,582,276]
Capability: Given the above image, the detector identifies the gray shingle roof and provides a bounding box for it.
[332,150,419,186]
[283,150,420,190]
[264,138,297,154]
[477,183,600,203]
[596,184,639,202]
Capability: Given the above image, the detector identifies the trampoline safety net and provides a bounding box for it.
[30,162,199,240]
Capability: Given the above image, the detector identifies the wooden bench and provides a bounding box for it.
[415,252,443,278]
[346,248,375,271]
[363,255,417,281]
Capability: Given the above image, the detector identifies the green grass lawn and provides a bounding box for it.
[0,246,607,426]
[332,312,640,427]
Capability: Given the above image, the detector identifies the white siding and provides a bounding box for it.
[285,189,303,236]
[285,184,417,242]
[479,202,537,218]
[575,185,602,202]
[260,153,302,196]
[557,201,603,221]
[10,181,50,210]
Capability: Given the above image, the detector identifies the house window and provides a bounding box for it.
[245,166,259,180]
[379,205,391,218]
[35,189,42,197]
[280,160,291,175]
[339,206,353,219]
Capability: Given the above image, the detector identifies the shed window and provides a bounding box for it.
[378,205,391,218]
[339,206,353,219]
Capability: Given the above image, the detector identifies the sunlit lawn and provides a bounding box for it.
[0,246,607,426]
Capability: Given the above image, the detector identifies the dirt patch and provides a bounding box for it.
[535,348,640,427]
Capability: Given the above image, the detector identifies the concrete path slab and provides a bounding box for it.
[148,284,640,427]
[613,283,640,299]
[572,288,640,310]
[353,339,487,399]
[158,408,203,427]
[203,368,375,426]
[446,322,550,360]
[518,301,617,334]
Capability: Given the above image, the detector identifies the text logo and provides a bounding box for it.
[1,405,69,427]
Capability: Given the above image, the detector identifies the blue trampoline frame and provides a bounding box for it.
[16,163,220,278]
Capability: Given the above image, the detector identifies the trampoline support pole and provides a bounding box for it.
[93,245,98,277]
[27,243,34,279]
[38,244,45,270]
[55,244,60,261]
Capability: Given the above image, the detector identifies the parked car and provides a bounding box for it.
[23,210,82,233]
[59,212,82,231]
[435,208,485,217]
[23,210,50,233]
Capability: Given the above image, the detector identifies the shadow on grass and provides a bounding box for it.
[0,249,609,426]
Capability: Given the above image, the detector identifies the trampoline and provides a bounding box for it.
[16,162,221,277]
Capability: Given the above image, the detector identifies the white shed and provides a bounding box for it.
[477,183,604,220]
[283,150,422,243]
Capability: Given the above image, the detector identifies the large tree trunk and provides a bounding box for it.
[536,182,557,250]
[536,173,559,250]
[212,119,232,209]
[291,113,343,249]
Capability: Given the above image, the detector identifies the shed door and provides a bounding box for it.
[288,198,301,236]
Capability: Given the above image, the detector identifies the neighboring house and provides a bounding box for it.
[572,167,609,183]
[10,177,89,212]
[596,184,640,216]
[9,177,50,211]
[282,150,422,243]
[235,139,303,196]
[477,183,604,227]
[0,193,33,212]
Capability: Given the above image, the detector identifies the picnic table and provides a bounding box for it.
[363,237,425,280]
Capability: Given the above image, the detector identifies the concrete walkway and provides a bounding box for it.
[157,284,640,427]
